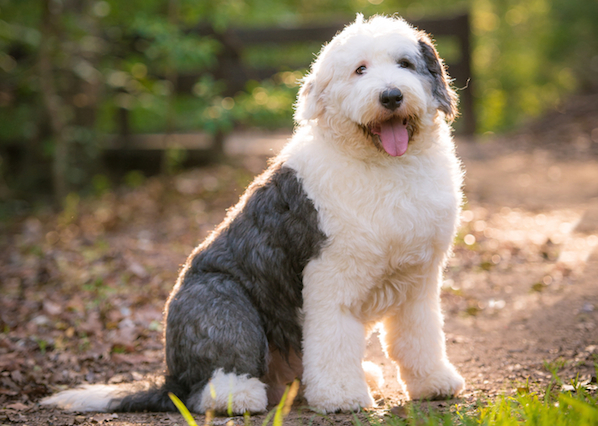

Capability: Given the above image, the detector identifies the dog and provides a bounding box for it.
[41,14,465,415]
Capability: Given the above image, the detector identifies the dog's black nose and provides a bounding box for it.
[380,88,403,111]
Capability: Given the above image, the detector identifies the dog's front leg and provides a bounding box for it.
[381,267,464,400]
[301,261,374,414]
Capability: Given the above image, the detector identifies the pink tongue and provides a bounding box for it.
[379,117,409,157]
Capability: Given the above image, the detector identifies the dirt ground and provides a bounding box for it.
[1,94,598,425]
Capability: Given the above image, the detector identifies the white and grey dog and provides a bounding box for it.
[42,14,465,415]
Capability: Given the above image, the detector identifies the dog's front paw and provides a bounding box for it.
[306,385,374,414]
[403,364,464,400]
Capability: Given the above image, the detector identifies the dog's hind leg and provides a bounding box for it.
[165,273,269,414]
[188,368,268,415]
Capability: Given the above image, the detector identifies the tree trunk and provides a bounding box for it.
[162,0,182,174]
[38,0,68,204]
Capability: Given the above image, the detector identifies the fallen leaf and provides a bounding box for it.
[43,299,63,316]
[10,370,23,383]
[108,324,139,346]
[111,353,150,365]
[90,413,118,423]
[128,261,148,278]
[66,294,86,312]
[6,402,29,411]
[0,352,23,370]
[107,373,128,384]
[80,310,103,335]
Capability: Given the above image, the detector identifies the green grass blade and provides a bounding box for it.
[273,386,290,426]
[273,380,300,426]
[559,393,598,422]
[261,408,276,426]
[169,392,199,426]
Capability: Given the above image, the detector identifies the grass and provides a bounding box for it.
[169,379,301,426]
[363,370,598,426]
[168,370,598,426]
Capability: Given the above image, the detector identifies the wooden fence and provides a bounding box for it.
[190,13,475,135]
[109,13,474,170]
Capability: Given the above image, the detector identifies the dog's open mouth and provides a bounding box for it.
[369,117,411,157]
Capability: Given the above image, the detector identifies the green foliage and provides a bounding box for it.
[127,371,598,426]
[0,0,225,198]
[167,379,596,426]
[91,173,111,196]
[168,380,299,426]
[355,377,598,426]
[472,0,598,132]
[128,14,219,73]
[233,75,302,129]
[123,170,145,188]
[33,336,49,354]
[1,0,597,199]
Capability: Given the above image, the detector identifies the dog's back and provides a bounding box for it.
[41,160,326,413]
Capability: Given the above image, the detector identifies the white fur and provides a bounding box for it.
[282,15,465,413]
[40,384,127,412]
[189,369,267,415]
[41,15,465,416]
[40,372,268,415]
[362,361,384,394]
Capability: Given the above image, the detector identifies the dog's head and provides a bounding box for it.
[295,14,458,157]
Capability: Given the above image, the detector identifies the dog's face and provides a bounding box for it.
[295,15,457,157]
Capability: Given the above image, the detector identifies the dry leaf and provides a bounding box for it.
[6,402,29,411]
[43,300,63,316]
[90,413,118,423]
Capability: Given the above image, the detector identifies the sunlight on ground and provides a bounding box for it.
[460,207,598,273]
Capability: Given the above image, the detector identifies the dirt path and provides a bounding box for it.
[427,139,597,396]
[2,115,598,424]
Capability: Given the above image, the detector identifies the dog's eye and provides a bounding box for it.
[355,65,367,75]
[398,60,413,69]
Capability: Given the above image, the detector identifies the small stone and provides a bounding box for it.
[390,405,408,419]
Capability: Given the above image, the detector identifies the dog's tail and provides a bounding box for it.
[40,376,186,412]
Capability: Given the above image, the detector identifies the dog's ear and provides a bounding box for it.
[418,34,458,121]
[294,55,334,122]
[294,74,320,122]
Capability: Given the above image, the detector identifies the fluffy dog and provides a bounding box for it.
[42,14,465,415]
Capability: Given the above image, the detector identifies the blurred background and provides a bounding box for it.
[2,2,598,416]
[1,0,597,208]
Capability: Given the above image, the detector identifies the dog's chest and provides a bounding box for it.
[289,152,459,270]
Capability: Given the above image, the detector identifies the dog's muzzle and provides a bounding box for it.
[361,88,420,157]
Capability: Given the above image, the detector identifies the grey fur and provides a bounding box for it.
[417,35,458,120]
[115,159,327,412]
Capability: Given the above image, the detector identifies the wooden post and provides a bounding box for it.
[39,0,68,203]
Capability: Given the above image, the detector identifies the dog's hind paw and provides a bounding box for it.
[189,369,268,415]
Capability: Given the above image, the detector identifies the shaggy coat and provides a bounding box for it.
[41,14,465,415]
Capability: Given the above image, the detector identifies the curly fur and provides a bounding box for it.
[41,14,465,416]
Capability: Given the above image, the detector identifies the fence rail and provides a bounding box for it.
[112,13,475,166]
